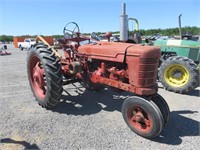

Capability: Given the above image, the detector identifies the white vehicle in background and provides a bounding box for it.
[18,38,36,50]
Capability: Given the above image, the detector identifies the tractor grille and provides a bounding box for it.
[138,58,159,86]
[140,58,158,64]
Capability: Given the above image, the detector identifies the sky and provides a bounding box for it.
[0,0,200,36]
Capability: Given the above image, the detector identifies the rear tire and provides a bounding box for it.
[158,56,199,93]
[27,43,63,108]
[122,96,164,138]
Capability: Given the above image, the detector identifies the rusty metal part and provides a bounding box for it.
[69,61,82,74]
[35,35,62,60]
[91,70,157,95]
[101,62,106,74]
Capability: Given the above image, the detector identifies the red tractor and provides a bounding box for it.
[27,22,170,139]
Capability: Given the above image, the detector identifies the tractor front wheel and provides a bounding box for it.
[27,43,63,108]
[158,56,199,93]
[151,94,170,128]
[122,96,164,138]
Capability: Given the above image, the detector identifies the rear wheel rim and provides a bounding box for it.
[29,55,46,99]
[127,106,152,133]
[164,64,190,87]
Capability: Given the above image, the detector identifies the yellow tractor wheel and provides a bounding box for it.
[164,64,189,87]
[158,56,199,93]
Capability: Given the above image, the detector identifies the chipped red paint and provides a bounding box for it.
[78,41,160,95]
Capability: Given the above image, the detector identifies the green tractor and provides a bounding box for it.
[153,14,199,93]
[154,39,199,93]
[120,3,199,93]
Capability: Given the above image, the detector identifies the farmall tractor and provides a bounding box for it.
[27,22,170,139]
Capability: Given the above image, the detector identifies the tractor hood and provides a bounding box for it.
[154,39,200,48]
[78,41,160,63]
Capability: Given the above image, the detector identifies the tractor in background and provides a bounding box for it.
[120,3,199,94]
[154,38,199,93]
[153,14,199,93]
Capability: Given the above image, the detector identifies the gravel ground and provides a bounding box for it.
[0,44,199,150]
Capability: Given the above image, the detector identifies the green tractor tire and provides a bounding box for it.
[158,56,199,93]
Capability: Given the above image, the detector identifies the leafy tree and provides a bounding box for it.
[0,35,13,42]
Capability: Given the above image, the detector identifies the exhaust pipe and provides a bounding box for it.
[120,3,128,42]
[179,14,182,40]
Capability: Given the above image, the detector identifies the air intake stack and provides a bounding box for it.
[120,3,128,42]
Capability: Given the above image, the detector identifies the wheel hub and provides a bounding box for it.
[173,72,182,78]
[164,64,190,87]
[128,107,152,132]
[33,64,45,88]
[31,61,46,99]
[134,111,144,122]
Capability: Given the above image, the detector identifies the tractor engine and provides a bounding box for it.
[78,41,160,95]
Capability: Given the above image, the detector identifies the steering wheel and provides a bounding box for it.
[63,22,80,39]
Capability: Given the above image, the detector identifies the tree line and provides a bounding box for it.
[139,26,200,36]
[1,26,200,42]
